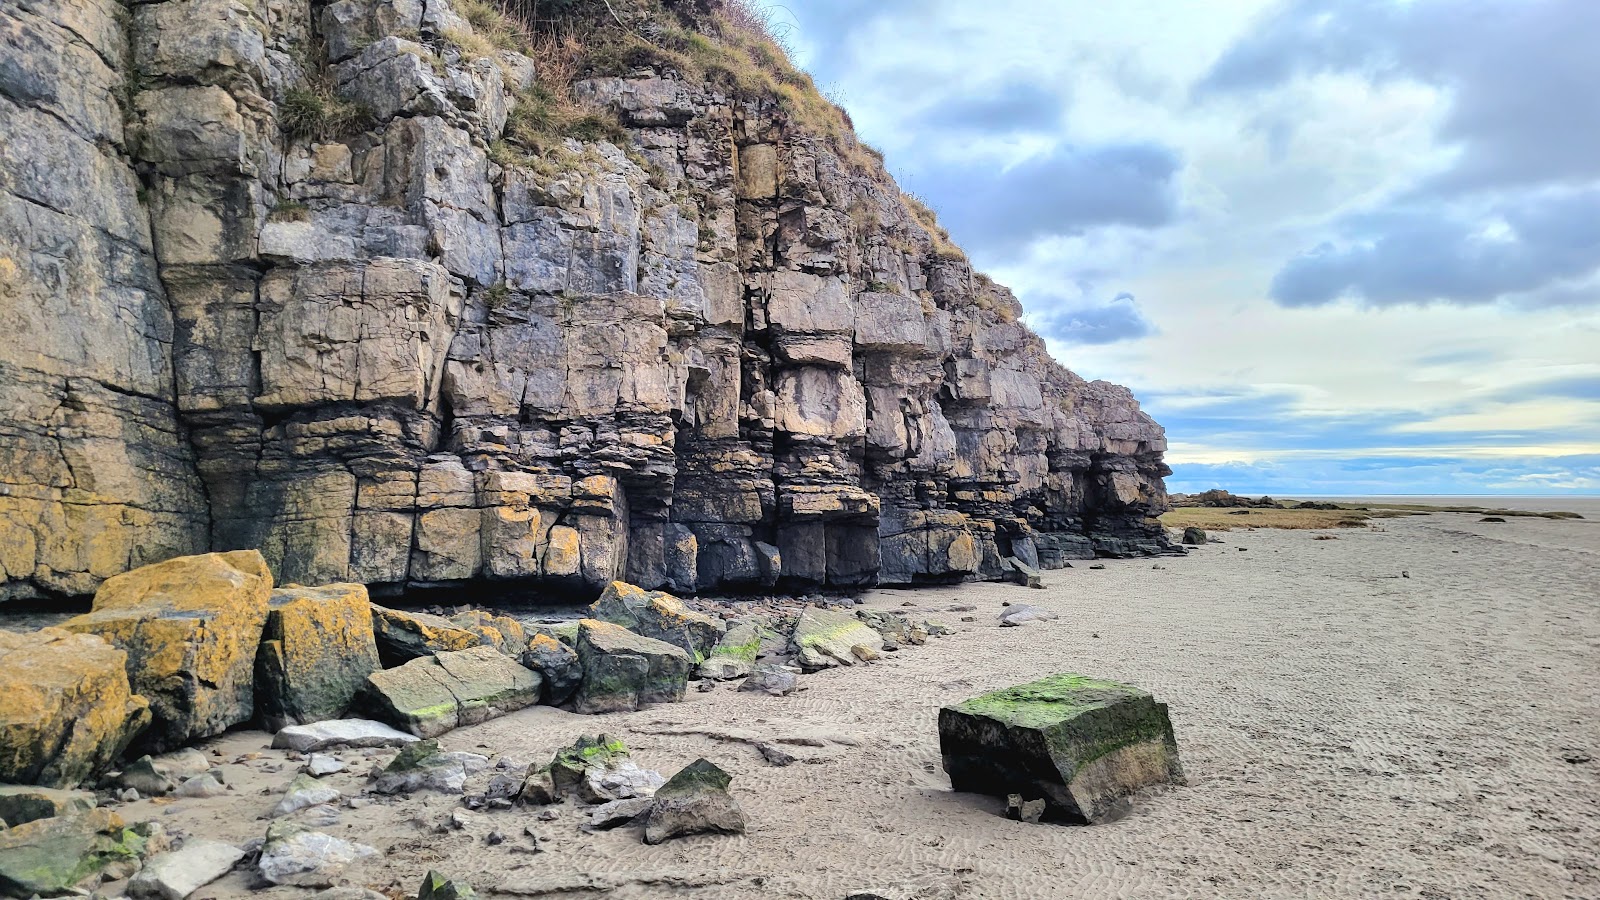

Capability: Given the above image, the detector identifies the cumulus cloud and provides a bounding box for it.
[1203,0,1600,309]
[1029,293,1155,345]
[1269,188,1600,307]
[921,143,1182,256]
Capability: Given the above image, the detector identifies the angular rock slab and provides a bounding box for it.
[370,606,486,663]
[257,821,377,888]
[790,608,885,670]
[272,718,420,753]
[128,838,244,900]
[938,674,1184,824]
[573,619,691,714]
[520,632,581,705]
[363,645,542,737]
[61,550,273,752]
[0,627,150,788]
[256,583,381,730]
[643,758,747,844]
[0,785,97,828]
[589,581,725,658]
[0,807,140,897]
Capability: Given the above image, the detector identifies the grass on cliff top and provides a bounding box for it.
[463,0,878,171]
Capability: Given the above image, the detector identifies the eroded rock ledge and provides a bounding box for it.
[0,0,1172,603]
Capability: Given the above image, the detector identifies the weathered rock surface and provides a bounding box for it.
[117,749,212,797]
[0,807,141,897]
[371,740,471,795]
[0,786,96,827]
[590,581,726,657]
[791,608,885,670]
[0,628,150,788]
[362,645,541,737]
[272,718,419,753]
[256,583,381,730]
[544,736,664,804]
[371,606,486,664]
[572,619,691,714]
[938,674,1185,824]
[643,758,747,844]
[739,663,799,697]
[127,838,244,900]
[998,604,1058,627]
[257,821,377,887]
[520,633,582,705]
[1181,527,1207,546]
[0,0,1171,605]
[60,551,273,753]
[419,870,480,900]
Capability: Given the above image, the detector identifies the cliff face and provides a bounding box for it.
[0,0,1171,603]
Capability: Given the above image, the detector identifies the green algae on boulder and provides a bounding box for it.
[361,646,542,738]
[0,807,147,897]
[790,608,884,670]
[643,758,747,844]
[572,619,690,714]
[938,674,1184,824]
[419,869,479,899]
[589,582,725,658]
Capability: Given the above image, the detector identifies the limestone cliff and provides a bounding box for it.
[0,0,1172,602]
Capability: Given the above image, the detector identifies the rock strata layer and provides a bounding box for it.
[0,0,1171,604]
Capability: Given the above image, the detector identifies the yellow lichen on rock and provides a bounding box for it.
[61,550,273,752]
[257,583,381,729]
[0,628,151,788]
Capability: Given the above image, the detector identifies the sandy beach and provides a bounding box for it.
[102,509,1600,899]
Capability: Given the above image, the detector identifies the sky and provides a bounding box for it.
[778,0,1600,495]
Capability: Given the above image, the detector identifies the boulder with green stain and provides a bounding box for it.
[361,646,542,738]
[642,758,746,844]
[0,786,96,828]
[541,734,653,801]
[520,633,581,705]
[697,622,762,680]
[573,620,690,714]
[938,674,1184,824]
[1181,527,1206,546]
[418,869,479,899]
[790,608,884,670]
[255,584,380,731]
[0,807,145,897]
[589,582,725,658]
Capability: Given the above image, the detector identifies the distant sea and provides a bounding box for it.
[1297,495,1600,518]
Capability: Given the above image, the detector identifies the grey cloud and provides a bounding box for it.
[1270,187,1600,307]
[921,143,1182,256]
[1496,375,1600,403]
[918,81,1068,135]
[1199,0,1600,192]
[1029,293,1155,345]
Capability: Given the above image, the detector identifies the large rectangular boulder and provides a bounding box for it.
[361,646,542,738]
[573,620,690,714]
[0,628,150,788]
[938,674,1184,824]
[255,584,382,730]
[61,550,272,752]
[589,581,725,658]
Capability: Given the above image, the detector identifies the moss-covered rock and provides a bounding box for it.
[938,674,1184,824]
[589,582,725,658]
[0,628,150,788]
[0,786,96,828]
[697,622,762,680]
[256,583,381,730]
[545,734,631,799]
[0,807,144,897]
[642,758,746,844]
[419,869,479,900]
[573,619,691,714]
[789,608,884,670]
[60,550,272,753]
[361,646,542,738]
[1181,527,1206,546]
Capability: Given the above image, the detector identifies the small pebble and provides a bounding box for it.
[487,830,505,846]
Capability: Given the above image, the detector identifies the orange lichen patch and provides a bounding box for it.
[61,551,273,752]
[258,583,380,726]
[0,628,151,788]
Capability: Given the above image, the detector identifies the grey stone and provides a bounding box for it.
[127,838,244,899]
[257,822,378,887]
[273,719,420,753]
[642,758,746,844]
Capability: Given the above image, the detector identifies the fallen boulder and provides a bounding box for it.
[0,786,96,827]
[256,584,381,731]
[272,773,341,817]
[643,758,747,844]
[589,582,726,658]
[0,627,151,788]
[362,645,542,737]
[257,821,376,888]
[790,608,884,670]
[116,749,211,797]
[1000,557,1044,589]
[938,674,1185,824]
[697,622,761,680]
[739,663,799,697]
[370,606,484,664]
[61,550,273,752]
[127,838,243,900]
[273,718,420,753]
[544,735,664,803]
[573,620,691,714]
[372,740,485,795]
[1181,527,1207,546]
[520,633,581,705]
[0,807,144,897]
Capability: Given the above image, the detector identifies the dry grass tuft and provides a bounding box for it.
[1160,507,1399,532]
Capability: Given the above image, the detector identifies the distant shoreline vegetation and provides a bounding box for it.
[1160,489,1583,532]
